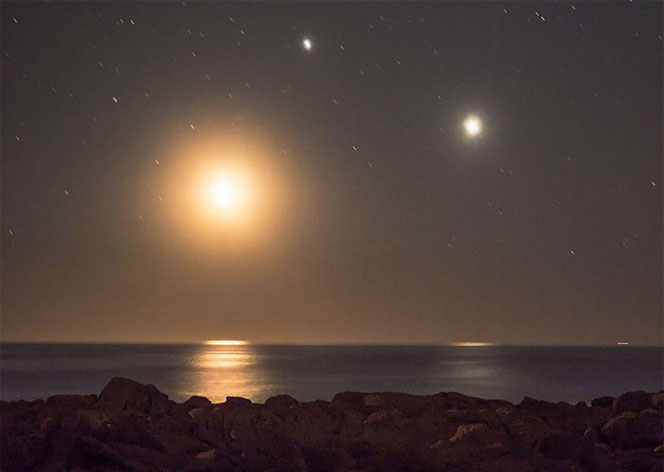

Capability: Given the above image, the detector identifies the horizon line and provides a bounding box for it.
[1,340,662,348]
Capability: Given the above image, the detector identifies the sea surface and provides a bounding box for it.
[1,343,662,404]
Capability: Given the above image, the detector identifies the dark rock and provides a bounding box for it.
[0,430,47,471]
[601,409,664,449]
[69,467,90,472]
[80,436,174,472]
[149,431,209,456]
[434,391,494,410]
[591,396,615,408]
[303,446,357,472]
[612,391,653,414]
[188,405,212,422]
[78,409,109,435]
[44,409,84,468]
[46,394,97,410]
[266,394,299,417]
[224,396,252,408]
[652,392,664,410]
[331,391,367,412]
[184,396,211,409]
[576,426,600,469]
[519,396,554,411]
[592,441,664,472]
[339,407,365,439]
[153,413,193,434]
[538,431,578,460]
[186,448,217,471]
[371,392,431,416]
[2,378,661,472]
[365,409,389,425]
[449,422,489,442]
[254,430,308,471]
[498,407,552,453]
[103,414,152,445]
[96,377,170,417]
[282,401,340,446]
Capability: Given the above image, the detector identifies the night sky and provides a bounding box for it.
[2,2,662,344]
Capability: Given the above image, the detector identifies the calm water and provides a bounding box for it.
[1,344,662,404]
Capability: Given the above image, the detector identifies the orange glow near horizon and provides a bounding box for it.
[453,341,495,347]
[203,339,249,345]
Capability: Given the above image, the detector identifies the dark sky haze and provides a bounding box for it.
[1,2,662,344]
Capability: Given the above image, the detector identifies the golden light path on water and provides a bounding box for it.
[183,341,267,402]
[180,340,502,403]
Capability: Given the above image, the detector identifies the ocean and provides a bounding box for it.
[1,343,662,404]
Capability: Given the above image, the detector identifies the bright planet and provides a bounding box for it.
[463,115,482,137]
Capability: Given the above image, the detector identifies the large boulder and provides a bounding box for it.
[224,396,252,408]
[498,408,552,453]
[184,395,212,409]
[601,409,664,449]
[590,396,615,409]
[266,394,299,417]
[96,377,170,417]
[280,401,340,446]
[612,391,653,414]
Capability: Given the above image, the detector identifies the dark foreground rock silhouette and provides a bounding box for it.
[2,377,662,472]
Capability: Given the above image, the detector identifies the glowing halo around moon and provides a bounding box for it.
[154,132,293,253]
[463,115,483,137]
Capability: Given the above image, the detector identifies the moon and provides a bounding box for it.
[205,170,251,219]
[463,115,482,137]
[209,178,236,209]
[302,38,312,51]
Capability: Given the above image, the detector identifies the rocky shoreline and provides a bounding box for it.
[1,377,662,472]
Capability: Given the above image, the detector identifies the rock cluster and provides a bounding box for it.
[1,378,662,471]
